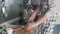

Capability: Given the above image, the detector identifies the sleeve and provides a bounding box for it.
[46,0,58,18]
[31,0,41,6]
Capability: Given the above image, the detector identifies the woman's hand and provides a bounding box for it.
[25,23,38,31]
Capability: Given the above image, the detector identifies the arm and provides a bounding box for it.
[33,0,55,26]
[35,14,48,26]
[26,14,48,30]
[29,6,40,22]
[26,0,56,30]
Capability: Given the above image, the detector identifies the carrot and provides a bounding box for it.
[13,28,23,32]
[26,30,34,34]
[13,28,34,34]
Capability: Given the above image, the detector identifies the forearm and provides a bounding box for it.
[35,14,48,26]
[29,10,39,21]
[35,0,55,25]
[29,7,40,21]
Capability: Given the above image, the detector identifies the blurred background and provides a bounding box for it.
[0,0,60,34]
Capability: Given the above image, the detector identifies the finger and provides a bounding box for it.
[27,26,32,30]
[24,26,28,30]
[29,20,34,23]
[24,24,29,30]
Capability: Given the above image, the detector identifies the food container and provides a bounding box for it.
[6,28,13,34]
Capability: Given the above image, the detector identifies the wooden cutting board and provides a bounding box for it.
[13,28,36,34]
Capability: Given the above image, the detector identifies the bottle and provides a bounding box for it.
[0,26,3,34]
[2,24,8,34]
[3,24,8,31]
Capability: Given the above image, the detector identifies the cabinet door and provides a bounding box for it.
[0,0,23,24]
[0,1,6,24]
[5,0,22,19]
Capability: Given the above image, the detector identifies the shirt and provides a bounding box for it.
[37,0,60,34]
[46,0,60,18]
[31,0,41,5]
